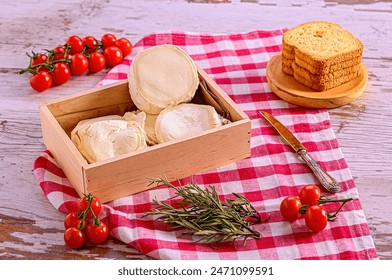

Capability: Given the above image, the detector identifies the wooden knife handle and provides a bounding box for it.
[297,149,341,193]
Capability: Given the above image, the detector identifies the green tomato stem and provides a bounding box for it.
[299,196,353,219]
[318,196,353,205]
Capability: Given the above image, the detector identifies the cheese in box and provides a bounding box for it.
[39,46,251,203]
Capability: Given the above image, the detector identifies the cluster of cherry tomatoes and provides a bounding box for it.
[20,34,133,92]
[280,184,352,232]
[63,194,109,249]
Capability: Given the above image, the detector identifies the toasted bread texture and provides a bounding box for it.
[282,63,294,75]
[292,61,362,83]
[281,21,363,91]
[282,53,362,75]
[293,69,361,91]
[283,21,363,67]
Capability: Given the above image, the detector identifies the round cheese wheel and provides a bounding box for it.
[155,103,222,143]
[128,44,199,114]
[71,115,147,163]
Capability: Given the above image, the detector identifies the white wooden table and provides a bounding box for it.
[0,0,391,259]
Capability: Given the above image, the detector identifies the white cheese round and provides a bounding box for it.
[155,103,222,143]
[71,114,147,163]
[128,44,199,114]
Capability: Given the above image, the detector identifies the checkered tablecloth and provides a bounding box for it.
[33,29,377,260]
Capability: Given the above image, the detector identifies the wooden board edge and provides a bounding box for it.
[266,54,368,108]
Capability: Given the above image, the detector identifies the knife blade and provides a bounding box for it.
[260,111,341,193]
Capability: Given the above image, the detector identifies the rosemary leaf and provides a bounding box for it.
[145,177,265,245]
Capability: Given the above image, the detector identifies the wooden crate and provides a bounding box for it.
[39,65,251,203]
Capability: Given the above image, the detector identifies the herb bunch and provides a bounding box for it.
[146,177,263,245]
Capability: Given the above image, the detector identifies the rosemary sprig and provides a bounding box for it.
[145,177,264,246]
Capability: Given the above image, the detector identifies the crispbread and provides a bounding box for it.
[281,21,363,91]
[282,48,295,60]
[282,53,362,75]
[282,21,363,68]
[292,61,362,83]
[282,43,362,74]
[294,55,362,75]
[282,55,361,80]
[293,69,362,91]
[282,63,294,75]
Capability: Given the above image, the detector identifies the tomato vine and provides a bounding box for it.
[20,34,133,92]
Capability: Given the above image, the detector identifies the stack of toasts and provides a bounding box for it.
[282,21,363,91]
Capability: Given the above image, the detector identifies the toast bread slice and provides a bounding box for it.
[281,21,363,90]
[292,61,362,83]
[282,52,362,74]
[293,69,362,91]
[282,21,363,69]
[282,63,294,75]
[295,55,362,75]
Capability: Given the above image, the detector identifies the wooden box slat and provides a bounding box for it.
[40,106,88,197]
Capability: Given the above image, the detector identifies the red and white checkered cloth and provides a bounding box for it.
[33,30,378,260]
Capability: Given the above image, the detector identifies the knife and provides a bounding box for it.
[260,111,341,193]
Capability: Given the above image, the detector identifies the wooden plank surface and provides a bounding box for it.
[0,0,391,259]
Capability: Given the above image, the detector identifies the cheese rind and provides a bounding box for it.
[128,44,199,114]
[155,103,222,143]
[144,113,159,145]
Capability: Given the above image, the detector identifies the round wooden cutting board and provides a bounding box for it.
[266,54,368,108]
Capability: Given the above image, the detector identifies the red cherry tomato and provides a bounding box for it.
[299,184,321,206]
[64,227,85,249]
[115,38,133,57]
[50,46,70,61]
[101,33,117,50]
[88,52,106,73]
[85,221,110,245]
[305,205,328,232]
[31,53,49,72]
[65,35,84,55]
[104,46,123,67]
[51,62,71,86]
[83,36,99,53]
[78,195,102,219]
[30,71,52,92]
[70,53,89,76]
[280,196,302,222]
[64,211,86,230]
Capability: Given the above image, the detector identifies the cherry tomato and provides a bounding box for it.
[78,195,102,219]
[88,52,106,73]
[104,46,123,67]
[64,227,85,249]
[299,184,321,206]
[64,211,86,230]
[101,33,117,50]
[51,62,71,86]
[31,53,49,72]
[115,38,133,57]
[85,221,109,245]
[280,196,302,221]
[83,36,99,53]
[50,46,70,61]
[65,35,84,55]
[70,53,89,76]
[30,71,52,92]
[305,205,328,232]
